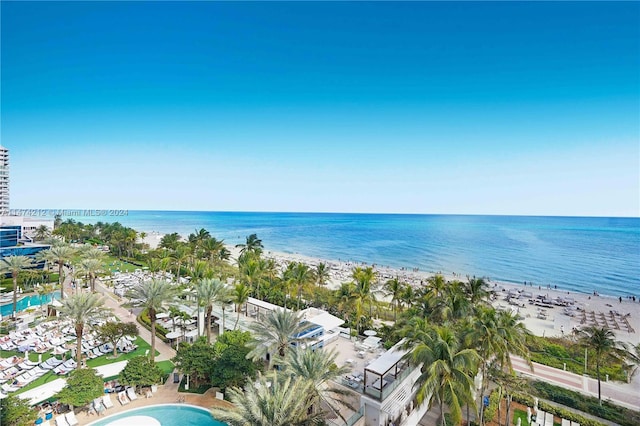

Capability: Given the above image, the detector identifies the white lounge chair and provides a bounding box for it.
[117,391,129,405]
[102,394,114,409]
[65,411,79,426]
[126,387,138,400]
[54,415,69,426]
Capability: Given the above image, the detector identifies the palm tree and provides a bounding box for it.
[236,233,263,256]
[233,283,250,330]
[0,256,34,317]
[409,325,479,426]
[211,371,322,426]
[33,225,51,241]
[285,347,354,419]
[291,262,314,310]
[577,326,630,405]
[315,262,330,287]
[466,307,531,426]
[40,244,76,300]
[350,267,379,333]
[384,276,404,321]
[171,245,191,284]
[75,258,102,293]
[58,293,108,367]
[188,228,211,249]
[246,309,313,366]
[127,279,177,361]
[196,278,226,343]
[463,276,490,308]
[240,257,262,298]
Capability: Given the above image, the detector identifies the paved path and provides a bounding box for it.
[511,355,640,411]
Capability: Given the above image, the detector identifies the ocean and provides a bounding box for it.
[62,211,639,298]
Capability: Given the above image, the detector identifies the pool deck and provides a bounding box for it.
[74,377,233,425]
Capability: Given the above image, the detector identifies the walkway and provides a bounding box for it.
[511,355,640,411]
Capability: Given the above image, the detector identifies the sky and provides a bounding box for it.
[1,2,639,217]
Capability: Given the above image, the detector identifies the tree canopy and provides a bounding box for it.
[0,395,38,426]
[55,368,104,408]
[119,356,165,388]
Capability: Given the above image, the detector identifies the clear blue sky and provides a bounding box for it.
[2,2,638,216]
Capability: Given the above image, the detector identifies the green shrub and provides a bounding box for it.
[137,309,169,342]
[514,382,638,426]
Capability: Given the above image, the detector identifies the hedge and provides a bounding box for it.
[512,393,608,426]
[137,309,169,343]
[529,381,640,426]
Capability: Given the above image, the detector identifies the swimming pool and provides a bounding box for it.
[0,292,60,317]
[86,404,227,426]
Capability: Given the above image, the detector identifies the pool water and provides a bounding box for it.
[86,404,227,426]
[0,292,60,317]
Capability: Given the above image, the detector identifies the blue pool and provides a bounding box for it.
[0,292,60,317]
[86,404,227,426]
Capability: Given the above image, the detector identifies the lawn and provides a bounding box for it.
[513,409,531,426]
[100,256,147,274]
[8,336,159,395]
[86,336,158,367]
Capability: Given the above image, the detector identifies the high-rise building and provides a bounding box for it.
[0,145,9,215]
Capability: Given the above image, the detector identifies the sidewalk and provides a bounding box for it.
[511,355,640,411]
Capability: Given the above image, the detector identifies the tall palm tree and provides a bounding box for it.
[171,245,190,284]
[211,371,322,426]
[315,262,330,287]
[236,233,263,256]
[409,326,479,426]
[350,267,379,333]
[196,278,226,343]
[240,257,262,299]
[285,347,354,419]
[384,276,404,321]
[291,262,314,310]
[246,309,313,366]
[577,326,630,405]
[466,307,531,426]
[127,279,177,361]
[75,258,102,293]
[58,293,108,367]
[233,283,250,330]
[40,244,76,300]
[0,256,34,317]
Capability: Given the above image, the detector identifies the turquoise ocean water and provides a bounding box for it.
[64,211,639,298]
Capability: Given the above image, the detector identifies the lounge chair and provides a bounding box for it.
[126,387,138,400]
[117,391,129,405]
[64,411,79,426]
[54,415,68,426]
[102,394,114,409]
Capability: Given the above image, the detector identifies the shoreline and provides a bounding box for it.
[139,230,640,345]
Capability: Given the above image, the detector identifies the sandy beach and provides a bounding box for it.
[140,231,640,345]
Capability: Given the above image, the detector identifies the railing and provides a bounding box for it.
[363,366,414,401]
[326,406,364,426]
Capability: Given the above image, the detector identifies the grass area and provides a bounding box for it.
[0,349,58,363]
[86,336,158,368]
[100,256,146,274]
[156,360,175,376]
[527,335,627,381]
[513,409,531,426]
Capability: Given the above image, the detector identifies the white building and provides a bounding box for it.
[0,145,9,215]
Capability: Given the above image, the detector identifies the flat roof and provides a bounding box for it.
[303,310,345,332]
[365,345,408,376]
[247,297,289,312]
